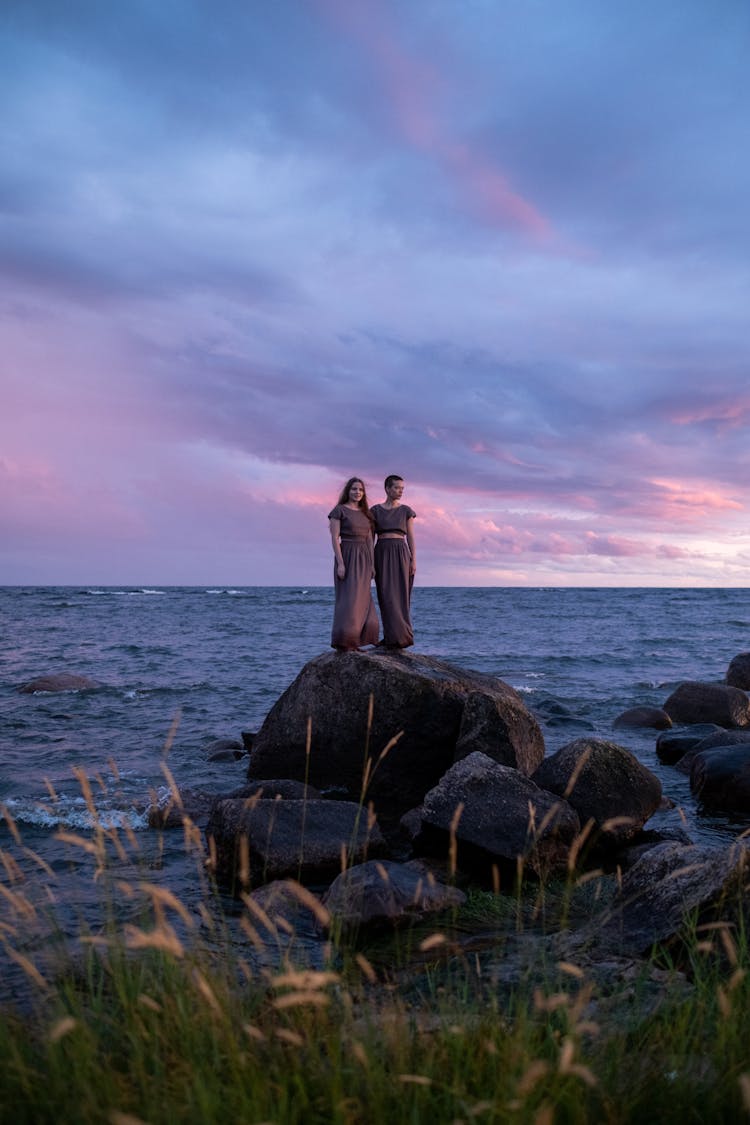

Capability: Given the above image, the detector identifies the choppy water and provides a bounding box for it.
[1,585,749,1001]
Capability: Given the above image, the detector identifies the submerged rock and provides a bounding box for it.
[532,737,662,847]
[416,751,580,880]
[674,729,750,776]
[690,746,750,809]
[613,706,671,731]
[246,650,545,816]
[655,725,722,766]
[18,673,100,694]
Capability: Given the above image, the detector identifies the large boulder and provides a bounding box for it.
[690,746,750,809]
[416,752,580,880]
[568,841,750,957]
[205,798,387,890]
[321,859,465,933]
[727,653,750,690]
[246,651,545,815]
[532,738,662,847]
[663,681,750,728]
[18,673,100,693]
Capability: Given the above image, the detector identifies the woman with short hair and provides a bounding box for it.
[371,474,416,648]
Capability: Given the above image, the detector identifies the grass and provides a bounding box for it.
[3,764,750,1123]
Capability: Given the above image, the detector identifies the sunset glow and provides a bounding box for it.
[1,0,749,586]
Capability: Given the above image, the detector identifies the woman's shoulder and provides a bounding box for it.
[404,505,417,519]
[328,504,344,520]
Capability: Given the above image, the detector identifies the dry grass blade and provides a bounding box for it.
[283,880,331,928]
[0,804,22,846]
[49,1017,77,1043]
[192,968,222,1014]
[272,970,339,990]
[136,883,195,928]
[398,1074,432,1086]
[123,924,184,958]
[54,831,100,856]
[563,746,592,798]
[273,991,330,1010]
[5,946,48,990]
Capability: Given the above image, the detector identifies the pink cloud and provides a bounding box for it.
[648,478,744,520]
[317,0,553,238]
[669,396,750,430]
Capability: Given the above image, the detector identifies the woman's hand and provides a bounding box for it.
[409,559,417,576]
[337,562,346,580]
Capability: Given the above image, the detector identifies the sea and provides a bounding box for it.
[2,585,750,1002]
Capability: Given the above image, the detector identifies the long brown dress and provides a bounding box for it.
[371,503,416,648]
[328,504,379,650]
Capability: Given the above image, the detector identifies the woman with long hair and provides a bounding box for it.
[328,477,379,651]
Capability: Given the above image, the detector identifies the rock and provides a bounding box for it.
[246,651,545,816]
[613,706,672,731]
[321,859,465,933]
[690,746,750,809]
[571,841,750,957]
[533,698,595,731]
[18,673,100,694]
[727,653,750,690]
[663,681,750,729]
[532,738,662,848]
[205,738,246,762]
[416,751,580,880]
[241,731,255,752]
[147,787,217,829]
[614,826,694,870]
[674,729,750,776]
[244,880,327,939]
[226,779,322,801]
[399,806,423,844]
[655,725,722,766]
[205,798,387,890]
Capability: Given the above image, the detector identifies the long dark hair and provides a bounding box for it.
[337,477,374,526]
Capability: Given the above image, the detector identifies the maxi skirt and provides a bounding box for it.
[331,539,379,650]
[374,538,414,648]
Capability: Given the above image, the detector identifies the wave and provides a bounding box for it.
[2,796,149,832]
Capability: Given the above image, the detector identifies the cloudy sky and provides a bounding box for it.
[2,0,749,586]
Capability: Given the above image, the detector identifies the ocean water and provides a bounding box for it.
[1,585,750,1000]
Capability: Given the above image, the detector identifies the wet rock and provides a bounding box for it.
[663,681,750,729]
[148,787,217,829]
[247,650,545,816]
[674,729,750,776]
[205,738,246,762]
[533,698,595,731]
[244,879,328,939]
[416,751,580,880]
[655,725,722,766]
[18,673,100,694]
[241,731,255,752]
[690,746,750,809]
[613,706,671,731]
[205,797,387,890]
[727,652,750,691]
[532,737,662,848]
[321,859,465,933]
[226,779,322,801]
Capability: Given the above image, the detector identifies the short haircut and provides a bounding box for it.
[384,474,404,490]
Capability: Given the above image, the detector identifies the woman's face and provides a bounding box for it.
[386,478,404,502]
[348,480,365,503]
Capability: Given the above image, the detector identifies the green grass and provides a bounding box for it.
[4,781,750,1124]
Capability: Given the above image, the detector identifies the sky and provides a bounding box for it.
[2,0,749,587]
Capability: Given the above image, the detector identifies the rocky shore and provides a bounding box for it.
[127,647,750,984]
